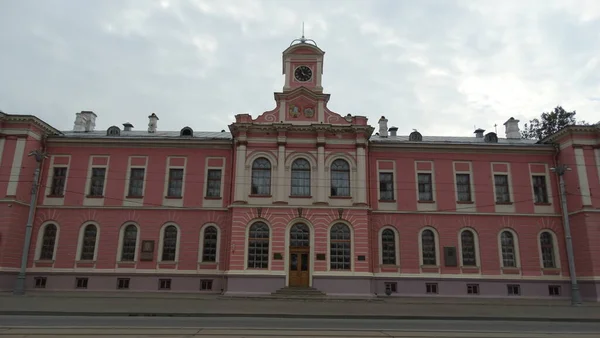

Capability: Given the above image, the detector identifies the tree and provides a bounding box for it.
[521,106,588,140]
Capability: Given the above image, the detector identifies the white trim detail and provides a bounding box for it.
[453,161,476,212]
[244,219,273,271]
[157,222,181,263]
[529,163,554,214]
[43,155,71,206]
[75,221,100,261]
[203,157,226,208]
[418,226,440,268]
[498,228,521,269]
[537,229,561,270]
[491,162,515,213]
[163,156,187,207]
[198,223,221,264]
[574,148,592,206]
[458,227,481,268]
[116,222,141,263]
[415,161,437,212]
[326,220,354,272]
[376,160,397,211]
[378,226,399,267]
[83,155,110,207]
[123,156,148,207]
[284,219,315,287]
[34,221,60,261]
[6,138,26,196]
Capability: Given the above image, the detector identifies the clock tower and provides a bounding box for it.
[282,35,324,93]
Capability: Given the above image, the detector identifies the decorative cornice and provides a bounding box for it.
[540,124,600,144]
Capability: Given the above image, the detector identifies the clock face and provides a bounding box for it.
[294,65,312,82]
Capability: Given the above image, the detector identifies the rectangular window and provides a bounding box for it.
[89,168,106,196]
[507,284,521,296]
[456,173,471,202]
[206,169,222,198]
[117,278,130,290]
[532,175,549,203]
[418,173,433,201]
[50,167,67,196]
[379,172,394,201]
[467,284,480,295]
[34,277,47,289]
[200,279,213,291]
[75,277,88,289]
[384,282,397,294]
[127,168,145,197]
[167,168,184,197]
[494,174,510,203]
[548,285,561,296]
[425,283,438,294]
[159,278,172,290]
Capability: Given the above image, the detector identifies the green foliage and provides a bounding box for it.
[521,106,588,140]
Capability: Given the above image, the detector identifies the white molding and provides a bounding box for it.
[415,161,437,212]
[123,156,148,206]
[163,156,187,207]
[376,160,397,211]
[83,155,110,207]
[35,221,60,261]
[284,219,315,287]
[370,210,560,217]
[1,129,42,140]
[244,219,273,271]
[378,226,399,267]
[0,139,5,175]
[116,222,141,263]
[43,155,71,206]
[498,228,521,268]
[75,221,100,261]
[529,163,554,214]
[6,138,26,196]
[326,220,354,272]
[157,222,181,263]
[491,162,515,213]
[574,148,592,205]
[198,223,221,264]
[537,229,561,270]
[453,161,476,212]
[203,157,226,208]
[458,227,480,268]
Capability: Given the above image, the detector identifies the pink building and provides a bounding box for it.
[1,37,599,301]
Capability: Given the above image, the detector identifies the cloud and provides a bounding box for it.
[0,0,598,136]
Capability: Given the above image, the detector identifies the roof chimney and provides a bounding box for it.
[123,122,134,131]
[388,126,398,137]
[503,117,520,139]
[148,113,159,133]
[73,111,97,132]
[474,128,485,138]
[378,116,388,137]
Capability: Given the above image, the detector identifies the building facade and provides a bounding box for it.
[1,38,599,300]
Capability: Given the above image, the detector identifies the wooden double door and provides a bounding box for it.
[288,223,310,287]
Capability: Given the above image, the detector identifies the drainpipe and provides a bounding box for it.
[14,145,48,295]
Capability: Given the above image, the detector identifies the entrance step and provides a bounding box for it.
[271,287,326,298]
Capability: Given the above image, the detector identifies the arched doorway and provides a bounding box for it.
[289,223,310,287]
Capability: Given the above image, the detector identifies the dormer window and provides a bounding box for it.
[180,127,193,137]
[107,126,121,136]
[484,132,498,143]
[409,131,423,141]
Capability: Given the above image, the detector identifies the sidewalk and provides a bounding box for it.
[1,292,599,322]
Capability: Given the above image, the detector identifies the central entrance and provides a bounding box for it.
[288,223,310,287]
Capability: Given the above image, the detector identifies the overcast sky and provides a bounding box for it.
[1,0,599,137]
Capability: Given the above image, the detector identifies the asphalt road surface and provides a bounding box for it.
[1,315,600,337]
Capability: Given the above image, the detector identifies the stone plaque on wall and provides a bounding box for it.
[316,253,326,261]
[140,240,154,261]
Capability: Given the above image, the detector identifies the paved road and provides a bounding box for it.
[1,316,600,335]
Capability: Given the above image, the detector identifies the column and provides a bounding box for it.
[234,142,247,203]
[355,145,367,205]
[316,143,326,204]
[275,143,286,203]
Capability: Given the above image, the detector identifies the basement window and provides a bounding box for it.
[200,279,213,291]
[34,277,47,289]
[75,277,88,289]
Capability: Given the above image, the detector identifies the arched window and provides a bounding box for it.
[180,127,193,137]
[500,231,516,267]
[106,126,120,136]
[291,158,311,196]
[290,223,310,247]
[120,224,138,261]
[330,159,350,197]
[381,229,396,265]
[330,223,351,270]
[540,231,556,268]
[421,229,436,266]
[460,230,476,266]
[161,225,178,261]
[251,158,271,196]
[202,226,218,262]
[39,224,57,260]
[248,222,269,268]
[80,224,98,261]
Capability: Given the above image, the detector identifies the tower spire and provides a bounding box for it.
[301,22,305,42]
[289,22,317,46]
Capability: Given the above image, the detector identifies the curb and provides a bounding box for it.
[0,311,598,323]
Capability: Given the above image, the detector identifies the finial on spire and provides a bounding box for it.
[301,22,305,41]
[289,22,317,46]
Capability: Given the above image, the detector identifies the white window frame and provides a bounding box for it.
[498,228,521,269]
[378,226,399,266]
[116,222,141,263]
[157,222,181,263]
[418,226,440,267]
[244,220,273,270]
[537,229,561,269]
[76,221,100,261]
[35,221,60,261]
[326,221,354,272]
[198,223,221,264]
[458,227,480,268]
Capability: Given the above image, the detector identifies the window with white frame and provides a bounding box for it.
[494,175,510,203]
[532,175,549,203]
[330,223,351,270]
[39,224,58,260]
[89,168,106,196]
[79,224,98,260]
[291,158,311,196]
[247,222,269,268]
[128,168,145,197]
[500,231,517,267]
[161,225,178,261]
[251,158,271,196]
[330,159,350,197]
[456,173,471,202]
[50,167,67,196]
[381,229,396,265]
[460,230,476,266]
[421,229,436,265]
[206,169,222,198]
[120,224,138,261]
[202,226,218,262]
[539,231,556,268]
[418,173,433,201]
[167,168,184,197]
[379,172,394,201]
